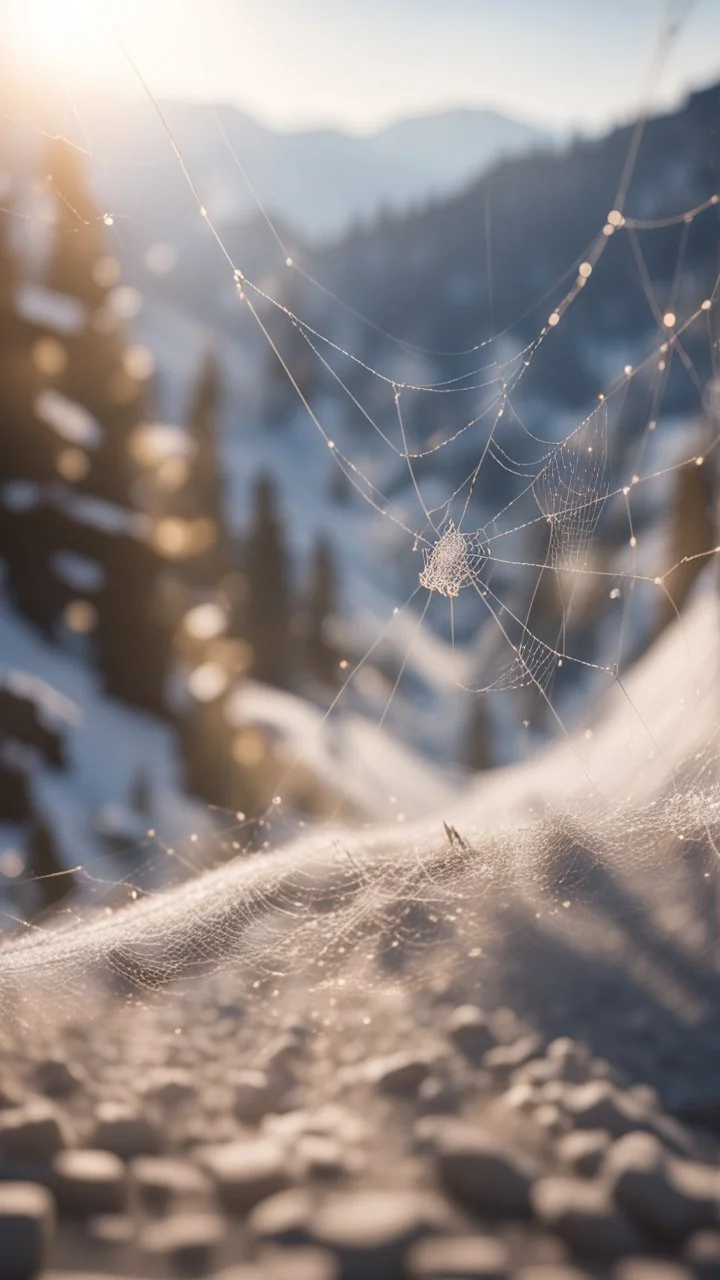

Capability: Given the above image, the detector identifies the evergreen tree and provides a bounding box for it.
[244,475,291,687]
[188,348,224,516]
[303,537,339,686]
[45,137,108,310]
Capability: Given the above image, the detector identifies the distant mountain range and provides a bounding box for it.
[0,79,552,243]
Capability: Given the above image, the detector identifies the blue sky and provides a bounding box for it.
[8,0,720,133]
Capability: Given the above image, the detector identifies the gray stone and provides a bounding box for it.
[605,1131,720,1242]
[247,1188,313,1244]
[684,1230,720,1280]
[368,1052,433,1097]
[295,1134,347,1179]
[141,1212,225,1271]
[546,1039,591,1082]
[85,1213,135,1246]
[531,1176,646,1259]
[0,1182,55,1280]
[256,1248,338,1280]
[33,1058,82,1099]
[141,1068,196,1108]
[309,1190,449,1280]
[91,1101,160,1158]
[0,1103,71,1163]
[233,1070,274,1124]
[200,1137,290,1212]
[131,1155,211,1211]
[435,1123,535,1218]
[557,1129,612,1177]
[52,1149,127,1216]
[407,1233,510,1278]
[483,1034,542,1078]
[447,1006,497,1064]
[515,1269,592,1280]
[614,1262,693,1280]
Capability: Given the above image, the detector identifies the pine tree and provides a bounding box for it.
[182,347,231,582]
[45,137,108,310]
[244,475,292,687]
[303,537,339,686]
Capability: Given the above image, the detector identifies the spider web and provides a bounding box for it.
[0,0,720,1082]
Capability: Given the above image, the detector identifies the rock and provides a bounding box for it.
[417,1075,460,1114]
[199,1138,290,1212]
[33,1058,82,1099]
[233,1070,275,1125]
[546,1039,591,1083]
[483,1035,542,1078]
[131,1155,211,1211]
[90,1101,160,1158]
[140,1212,226,1271]
[85,1213,135,1246]
[563,1083,692,1155]
[684,1230,720,1280]
[367,1053,433,1097]
[557,1129,612,1177]
[52,1148,127,1216]
[247,1188,314,1245]
[308,1190,449,1280]
[531,1177,646,1259]
[434,1123,535,1218]
[613,1262,693,1280]
[0,1182,55,1280]
[605,1132,720,1242]
[257,1248,339,1280]
[516,1269,592,1280]
[141,1068,196,1108]
[407,1233,510,1278]
[0,1076,24,1109]
[295,1134,348,1179]
[0,1103,71,1163]
[447,1006,497,1063]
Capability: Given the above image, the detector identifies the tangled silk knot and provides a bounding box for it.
[419,522,488,597]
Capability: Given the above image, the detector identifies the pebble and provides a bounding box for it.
[295,1133,348,1179]
[434,1122,535,1217]
[605,1131,720,1242]
[407,1233,510,1278]
[85,1213,136,1247]
[0,1181,55,1280]
[140,1067,196,1108]
[90,1102,161,1159]
[447,1006,497,1063]
[556,1129,612,1176]
[247,1188,314,1244]
[684,1230,720,1280]
[614,1262,694,1280]
[0,1102,71,1163]
[199,1137,290,1212]
[483,1035,542,1078]
[33,1058,82,1099]
[256,1247,339,1280]
[233,1070,275,1124]
[131,1155,211,1211]
[516,1268,593,1280]
[140,1211,226,1271]
[308,1189,450,1280]
[52,1149,127,1216]
[531,1176,646,1259]
[546,1039,591,1083]
[368,1053,433,1097]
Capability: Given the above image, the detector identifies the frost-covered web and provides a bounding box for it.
[1,0,720,1072]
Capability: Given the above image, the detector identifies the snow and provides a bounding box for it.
[35,390,102,449]
[51,551,106,594]
[0,598,211,881]
[224,678,459,820]
[16,284,87,335]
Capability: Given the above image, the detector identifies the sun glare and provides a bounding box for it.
[8,0,138,79]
